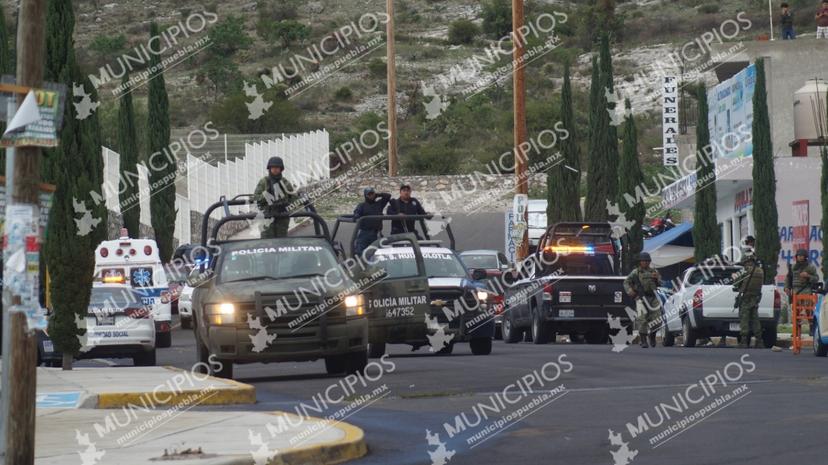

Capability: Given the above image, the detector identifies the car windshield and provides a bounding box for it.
[373,249,468,279]
[218,243,341,283]
[687,268,741,286]
[528,212,547,229]
[89,288,140,309]
[461,254,499,269]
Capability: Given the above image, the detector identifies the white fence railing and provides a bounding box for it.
[101,130,330,245]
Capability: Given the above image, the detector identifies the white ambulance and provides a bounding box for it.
[94,229,173,348]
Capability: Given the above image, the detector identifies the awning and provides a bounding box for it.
[643,222,694,267]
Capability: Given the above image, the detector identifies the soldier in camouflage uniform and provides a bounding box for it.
[623,252,662,348]
[734,246,765,348]
[785,249,819,297]
[253,156,298,238]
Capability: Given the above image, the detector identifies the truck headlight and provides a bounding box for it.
[476,290,490,302]
[207,303,235,325]
[344,295,365,317]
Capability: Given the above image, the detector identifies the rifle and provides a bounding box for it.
[733,263,758,309]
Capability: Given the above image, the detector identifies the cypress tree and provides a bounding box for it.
[584,54,610,220]
[619,99,645,273]
[692,84,721,262]
[751,59,780,283]
[147,22,176,262]
[599,33,619,203]
[547,61,581,224]
[45,0,107,368]
[118,70,140,237]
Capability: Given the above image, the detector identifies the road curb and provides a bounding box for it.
[95,366,256,408]
[263,412,368,465]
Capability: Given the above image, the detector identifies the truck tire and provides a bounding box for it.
[368,341,386,358]
[156,330,172,348]
[682,318,697,348]
[347,350,369,374]
[325,355,347,374]
[436,342,454,355]
[133,349,156,367]
[662,328,676,347]
[470,338,492,355]
[569,333,584,344]
[531,307,553,344]
[815,321,828,357]
[502,312,522,344]
[585,327,608,344]
[212,359,233,379]
[761,323,777,349]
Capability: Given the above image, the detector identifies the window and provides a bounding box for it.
[461,254,499,269]
[527,212,547,229]
[218,243,341,283]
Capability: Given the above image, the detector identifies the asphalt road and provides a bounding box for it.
[129,324,828,465]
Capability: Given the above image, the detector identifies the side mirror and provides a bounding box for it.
[471,268,487,281]
[187,267,213,288]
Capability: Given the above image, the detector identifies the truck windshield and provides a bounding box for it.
[373,249,467,279]
[544,254,615,275]
[461,254,498,269]
[90,287,141,309]
[218,243,340,283]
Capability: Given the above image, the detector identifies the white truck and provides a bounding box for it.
[662,265,780,348]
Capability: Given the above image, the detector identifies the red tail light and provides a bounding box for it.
[125,307,150,319]
[116,248,124,256]
[774,289,781,310]
[492,294,505,314]
[543,282,554,301]
[100,248,109,257]
[693,289,703,310]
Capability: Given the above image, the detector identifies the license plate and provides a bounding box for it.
[559,309,574,318]
[614,291,623,303]
[96,315,115,326]
[43,340,54,353]
[559,292,571,303]
[729,322,741,332]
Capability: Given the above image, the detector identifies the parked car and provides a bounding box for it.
[811,295,828,356]
[178,284,195,329]
[661,265,780,348]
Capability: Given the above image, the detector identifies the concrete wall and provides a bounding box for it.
[709,39,828,158]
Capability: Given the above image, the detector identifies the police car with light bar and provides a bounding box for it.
[94,229,173,348]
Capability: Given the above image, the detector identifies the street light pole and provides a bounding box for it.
[0,0,47,463]
[386,0,398,176]
[513,0,528,262]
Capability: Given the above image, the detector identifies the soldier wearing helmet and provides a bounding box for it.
[734,244,765,348]
[786,249,819,297]
[253,156,298,238]
[623,252,662,348]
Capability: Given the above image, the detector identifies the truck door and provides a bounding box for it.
[362,234,430,322]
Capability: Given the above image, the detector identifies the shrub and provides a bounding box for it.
[367,58,387,79]
[334,86,353,101]
[698,4,720,14]
[482,0,511,39]
[448,19,479,45]
[89,34,127,55]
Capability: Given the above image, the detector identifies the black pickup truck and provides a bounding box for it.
[501,222,635,344]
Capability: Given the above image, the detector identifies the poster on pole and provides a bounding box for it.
[505,211,516,265]
[3,204,45,329]
[0,77,66,148]
[511,194,528,249]
[792,200,810,253]
[662,76,679,166]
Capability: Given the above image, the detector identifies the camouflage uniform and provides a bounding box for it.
[623,266,662,341]
[253,175,298,238]
[786,261,819,295]
[734,257,764,346]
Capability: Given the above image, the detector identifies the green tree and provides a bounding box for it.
[208,15,252,56]
[200,55,243,100]
[259,19,310,47]
[118,70,140,238]
[45,0,107,369]
[584,52,611,221]
[692,83,721,262]
[209,84,303,134]
[618,99,645,273]
[448,19,479,45]
[147,22,176,262]
[599,34,619,203]
[751,59,780,283]
[482,0,511,39]
[547,62,581,224]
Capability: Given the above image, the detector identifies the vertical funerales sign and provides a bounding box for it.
[662,76,679,166]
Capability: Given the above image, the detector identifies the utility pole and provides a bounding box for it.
[1,0,46,463]
[513,0,528,261]
[386,0,398,176]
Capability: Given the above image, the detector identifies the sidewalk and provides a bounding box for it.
[36,409,366,465]
[22,366,367,465]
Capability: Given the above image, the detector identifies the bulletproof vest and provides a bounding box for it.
[742,262,764,296]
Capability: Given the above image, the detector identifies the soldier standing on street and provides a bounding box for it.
[623,252,662,348]
[734,245,765,348]
[253,156,298,238]
[785,249,819,297]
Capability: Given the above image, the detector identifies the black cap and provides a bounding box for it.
[637,252,652,262]
[796,249,809,257]
[267,156,284,169]
[400,184,411,191]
